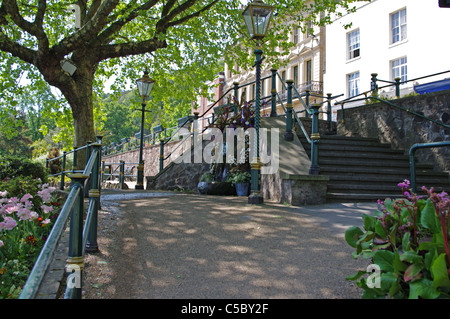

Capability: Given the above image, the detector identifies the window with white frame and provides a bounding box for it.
[348,72,360,97]
[347,29,360,60]
[391,8,407,44]
[293,26,299,44]
[391,56,407,83]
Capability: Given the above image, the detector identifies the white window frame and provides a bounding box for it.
[347,29,360,60]
[391,8,407,44]
[348,72,360,98]
[391,56,407,83]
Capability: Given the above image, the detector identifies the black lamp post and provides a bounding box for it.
[242,0,274,204]
[135,69,155,190]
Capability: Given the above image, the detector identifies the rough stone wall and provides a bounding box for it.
[102,138,188,177]
[337,90,450,172]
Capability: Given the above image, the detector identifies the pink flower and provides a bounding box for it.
[41,205,54,214]
[0,216,17,230]
[0,240,3,247]
[20,194,33,202]
[42,219,51,225]
[0,190,8,197]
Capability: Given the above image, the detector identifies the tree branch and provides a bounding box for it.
[97,0,159,45]
[167,0,220,28]
[94,37,167,61]
[0,33,36,64]
[51,0,121,58]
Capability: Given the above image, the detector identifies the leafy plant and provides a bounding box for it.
[228,170,251,185]
[199,172,214,182]
[0,155,47,182]
[0,181,60,299]
[345,180,450,299]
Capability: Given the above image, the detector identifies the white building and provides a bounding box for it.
[223,21,325,116]
[324,0,450,117]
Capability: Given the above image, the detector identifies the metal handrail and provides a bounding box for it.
[409,141,450,192]
[19,139,102,299]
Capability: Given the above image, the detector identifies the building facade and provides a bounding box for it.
[324,0,450,117]
[194,0,450,123]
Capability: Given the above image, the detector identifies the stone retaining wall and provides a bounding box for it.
[337,90,450,172]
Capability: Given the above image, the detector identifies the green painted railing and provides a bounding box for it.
[409,141,450,192]
[19,136,103,299]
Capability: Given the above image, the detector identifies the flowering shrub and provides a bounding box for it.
[0,181,60,299]
[345,180,450,299]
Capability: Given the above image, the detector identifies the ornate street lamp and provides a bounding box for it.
[242,0,274,204]
[135,69,155,190]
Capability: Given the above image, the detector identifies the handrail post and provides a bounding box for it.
[285,79,294,141]
[60,151,67,190]
[101,160,105,183]
[270,68,278,117]
[305,90,310,118]
[309,104,321,175]
[193,112,199,149]
[371,73,379,97]
[159,139,164,173]
[65,173,88,299]
[233,82,239,115]
[72,147,77,173]
[86,143,101,253]
[395,77,401,98]
[119,160,125,189]
[327,93,333,132]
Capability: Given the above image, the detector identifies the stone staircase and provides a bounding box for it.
[298,132,450,202]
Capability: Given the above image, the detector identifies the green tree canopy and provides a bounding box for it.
[0,0,366,167]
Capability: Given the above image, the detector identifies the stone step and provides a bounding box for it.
[296,131,450,202]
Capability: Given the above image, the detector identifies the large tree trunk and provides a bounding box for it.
[54,60,97,170]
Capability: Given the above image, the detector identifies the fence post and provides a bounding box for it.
[72,147,77,173]
[65,173,88,299]
[86,143,101,253]
[160,139,164,173]
[270,68,277,117]
[60,151,67,190]
[371,73,379,97]
[395,77,401,98]
[233,82,239,115]
[119,160,125,189]
[309,104,321,175]
[285,79,294,141]
[326,93,333,132]
[305,90,310,118]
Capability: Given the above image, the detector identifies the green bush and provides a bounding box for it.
[0,155,47,182]
[345,180,450,299]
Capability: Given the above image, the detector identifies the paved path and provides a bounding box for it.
[83,189,378,299]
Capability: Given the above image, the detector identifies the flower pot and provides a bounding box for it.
[235,182,250,196]
[197,182,236,195]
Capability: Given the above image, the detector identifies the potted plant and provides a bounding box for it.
[229,170,251,196]
[197,171,214,195]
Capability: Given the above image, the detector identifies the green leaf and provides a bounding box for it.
[400,251,423,264]
[404,263,423,282]
[393,250,407,273]
[346,270,367,281]
[431,253,450,288]
[345,226,364,248]
[402,232,411,251]
[380,272,398,291]
[409,278,440,299]
[373,250,395,272]
[374,219,387,238]
[421,199,441,233]
[363,214,377,231]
